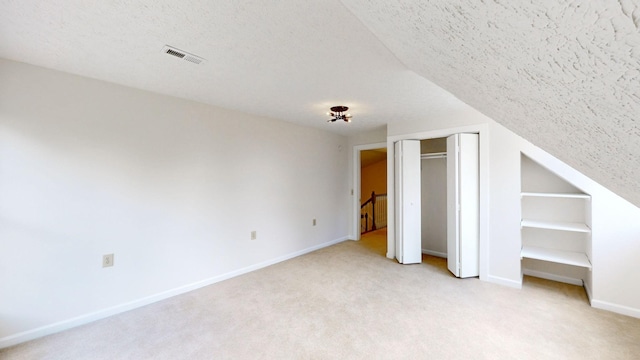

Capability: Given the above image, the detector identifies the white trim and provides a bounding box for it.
[386,144,395,259]
[486,274,523,289]
[422,249,447,258]
[522,268,583,286]
[0,236,349,349]
[584,280,593,304]
[591,299,640,319]
[386,125,487,143]
[352,142,387,241]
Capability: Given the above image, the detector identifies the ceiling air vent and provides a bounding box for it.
[162,45,205,65]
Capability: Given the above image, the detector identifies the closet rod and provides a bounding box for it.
[421,152,447,160]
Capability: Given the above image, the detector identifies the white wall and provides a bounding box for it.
[0,59,350,346]
[383,107,640,318]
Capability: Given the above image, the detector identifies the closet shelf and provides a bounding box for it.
[521,219,591,233]
[521,192,591,199]
[521,246,592,269]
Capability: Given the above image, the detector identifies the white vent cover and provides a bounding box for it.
[161,45,205,65]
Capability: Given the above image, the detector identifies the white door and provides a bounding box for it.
[394,140,422,264]
[447,134,479,277]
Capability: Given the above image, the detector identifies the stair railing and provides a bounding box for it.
[361,191,387,234]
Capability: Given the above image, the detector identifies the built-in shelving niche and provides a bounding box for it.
[520,154,592,290]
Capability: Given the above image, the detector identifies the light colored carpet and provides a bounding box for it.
[2,228,640,359]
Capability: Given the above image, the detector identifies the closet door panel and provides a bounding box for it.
[394,140,422,264]
[447,135,460,276]
[458,134,479,278]
[447,134,479,278]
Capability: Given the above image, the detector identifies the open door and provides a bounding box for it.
[394,140,421,264]
[447,134,479,277]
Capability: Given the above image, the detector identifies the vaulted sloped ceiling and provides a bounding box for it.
[0,1,638,207]
[342,0,640,207]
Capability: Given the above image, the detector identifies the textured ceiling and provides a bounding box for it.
[341,0,640,206]
[0,0,468,137]
[1,1,639,206]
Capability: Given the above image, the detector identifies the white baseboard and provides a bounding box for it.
[486,274,522,289]
[471,272,639,320]
[421,249,447,258]
[591,299,640,319]
[584,280,593,304]
[522,269,583,286]
[0,236,349,349]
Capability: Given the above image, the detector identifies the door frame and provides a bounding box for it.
[386,124,489,281]
[352,142,387,241]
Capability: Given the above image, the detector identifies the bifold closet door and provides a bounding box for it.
[447,134,479,278]
[394,140,422,264]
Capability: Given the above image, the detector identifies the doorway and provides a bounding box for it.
[360,148,387,235]
[352,143,387,246]
[393,134,480,278]
[351,125,488,280]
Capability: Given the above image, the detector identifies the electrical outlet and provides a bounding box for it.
[251,231,257,240]
[312,219,316,226]
[103,254,114,268]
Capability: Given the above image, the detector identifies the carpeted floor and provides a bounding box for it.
[2,228,640,359]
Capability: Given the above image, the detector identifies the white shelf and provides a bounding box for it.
[521,219,591,233]
[521,246,592,269]
[521,192,590,199]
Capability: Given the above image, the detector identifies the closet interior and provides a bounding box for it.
[395,134,479,277]
[420,138,448,258]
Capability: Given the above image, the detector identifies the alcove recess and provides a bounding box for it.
[520,154,592,288]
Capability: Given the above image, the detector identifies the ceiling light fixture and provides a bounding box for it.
[327,106,352,123]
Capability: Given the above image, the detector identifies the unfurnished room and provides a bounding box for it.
[1,1,640,359]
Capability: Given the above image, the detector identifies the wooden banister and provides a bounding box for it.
[360,191,387,234]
